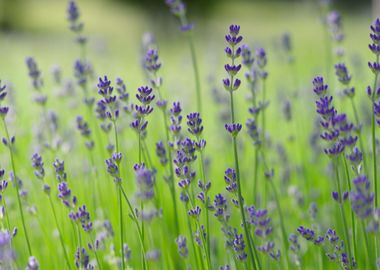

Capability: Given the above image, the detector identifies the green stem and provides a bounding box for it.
[186,204,203,270]
[372,54,379,208]
[119,185,148,269]
[268,179,290,269]
[198,144,211,262]
[2,119,32,256]
[334,160,354,269]
[2,197,11,233]
[230,90,259,270]
[185,190,211,270]
[350,98,367,174]
[361,220,372,269]
[187,35,202,114]
[162,109,180,236]
[342,156,357,260]
[48,196,72,270]
[112,121,126,270]
[89,233,102,270]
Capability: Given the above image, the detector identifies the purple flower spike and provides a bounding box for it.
[176,235,188,258]
[225,123,242,137]
[350,175,374,219]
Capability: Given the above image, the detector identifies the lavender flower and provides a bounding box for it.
[67,0,86,44]
[165,0,193,32]
[0,230,15,264]
[69,205,93,232]
[75,247,91,269]
[105,153,122,183]
[176,235,188,258]
[350,175,374,219]
[116,77,131,113]
[225,123,242,137]
[25,57,43,90]
[76,116,94,150]
[224,228,247,261]
[186,112,204,136]
[131,86,155,133]
[169,101,183,138]
[26,256,39,270]
[97,76,119,122]
[289,234,301,266]
[327,11,344,43]
[223,25,243,92]
[134,164,155,201]
[224,168,237,193]
[0,81,8,119]
[53,159,67,182]
[155,141,168,166]
[247,206,280,260]
[313,76,357,157]
[31,153,45,180]
[214,193,230,222]
[369,18,380,55]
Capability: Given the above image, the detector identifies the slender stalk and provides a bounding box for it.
[361,220,372,269]
[372,54,379,208]
[2,197,11,233]
[112,121,126,270]
[268,178,290,270]
[119,185,148,269]
[350,98,368,174]
[187,35,202,114]
[197,141,211,261]
[162,109,180,236]
[342,156,357,259]
[185,190,211,270]
[2,119,32,256]
[48,196,72,270]
[229,92,259,270]
[185,204,203,270]
[259,149,289,269]
[334,160,354,269]
[89,233,102,270]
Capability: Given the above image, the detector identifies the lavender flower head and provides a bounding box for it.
[327,11,344,42]
[313,76,357,157]
[225,228,247,261]
[369,18,380,56]
[131,86,155,134]
[225,123,242,137]
[0,230,15,264]
[176,235,188,258]
[165,0,193,32]
[169,101,183,137]
[67,0,86,44]
[350,175,374,219]
[26,256,39,270]
[69,204,93,232]
[26,57,43,90]
[0,81,9,119]
[97,76,119,122]
[223,25,243,92]
[31,153,45,180]
[134,164,155,201]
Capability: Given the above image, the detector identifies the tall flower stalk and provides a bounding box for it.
[165,0,202,114]
[368,18,380,207]
[97,76,127,270]
[313,76,356,268]
[0,81,32,256]
[31,153,72,270]
[144,49,180,236]
[223,25,259,270]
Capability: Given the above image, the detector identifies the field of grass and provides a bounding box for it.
[0,0,379,269]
